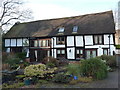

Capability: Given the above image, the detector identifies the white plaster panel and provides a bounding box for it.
[85,35,93,45]
[76,36,83,46]
[17,39,22,46]
[52,49,56,58]
[98,48,103,56]
[11,39,16,46]
[67,48,75,59]
[5,39,10,47]
[67,36,74,46]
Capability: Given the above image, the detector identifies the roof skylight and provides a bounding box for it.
[58,27,64,33]
[73,26,78,32]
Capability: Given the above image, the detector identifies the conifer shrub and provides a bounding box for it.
[80,57,108,80]
[24,64,57,78]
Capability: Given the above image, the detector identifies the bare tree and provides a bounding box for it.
[0,0,33,33]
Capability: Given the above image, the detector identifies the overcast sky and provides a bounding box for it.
[23,0,119,21]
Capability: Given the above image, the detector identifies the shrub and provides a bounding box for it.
[2,82,24,88]
[16,52,26,60]
[46,62,55,68]
[38,80,48,84]
[52,73,71,83]
[16,75,26,81]
[24,64,47,77]
[57,57,69,66]
[42,57,59,66]
[24,64,57,78]
[66,63,80,76]
[80,57,108,80]
[3,53,21,69]
[100,55,116,67]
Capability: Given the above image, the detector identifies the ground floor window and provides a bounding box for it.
[76,49,83,58]
[85,49,97,59]
[103,48,108,55]
[57,49,65,58]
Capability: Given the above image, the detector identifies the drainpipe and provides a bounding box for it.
[53,38,54,58]
[108,35,111,55]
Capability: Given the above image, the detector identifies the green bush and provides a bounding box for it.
[16,52,26,60]
[52,73,71,83]
[24,64,57,78]
[115,45,120,49]
[66,63,80,76]
[100,55,116,67]
[42,57,59,66]
[2,82,24,88]
[24,64,47,77]
[46,62,55,68]
[4,53,21,69]
[38,80,48,84]
[80,57,108,80]
[16,75,26,81]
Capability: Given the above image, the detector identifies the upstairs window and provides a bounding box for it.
[58,27,64,33]
[34,39,51,47]
[73,26,78,32]
[56,37,65,45]
[41,39,51,47]
[34,40,38,47]
[94,35,103,45]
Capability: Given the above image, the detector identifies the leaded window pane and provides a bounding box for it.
[61,50,65,54]
[57,50,60,54]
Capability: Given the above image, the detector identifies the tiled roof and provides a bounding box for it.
[4,11,115,38]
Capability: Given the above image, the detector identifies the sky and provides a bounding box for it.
[23,0,119,21]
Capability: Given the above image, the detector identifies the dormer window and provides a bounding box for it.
[73,26,78,32]
[58,27,64,33]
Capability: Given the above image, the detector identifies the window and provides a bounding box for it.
[76,49,83,58]
[73,26,78,32]
[103,48,108,55]
[56,37,65,45]
[85,49,97,59]
[58,27,64,33]
[5,39,10,47]
[23,38,29,46]
[57,49,65,58]
[34,40,38,47]
[41,39,51,47]
[94,35,103,44]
